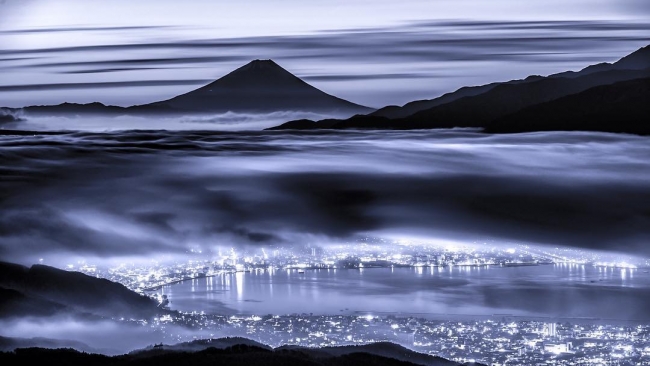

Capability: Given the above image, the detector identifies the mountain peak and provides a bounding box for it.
[223,59,295,81]
[250,59,278,65]
[240,59,282,70]
[151,59,373,115]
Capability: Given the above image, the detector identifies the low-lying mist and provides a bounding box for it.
[0,316,226,355]
[0,111,333,131]
[1,129,649,267]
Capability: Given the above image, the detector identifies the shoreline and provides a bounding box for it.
[141,261,559,292]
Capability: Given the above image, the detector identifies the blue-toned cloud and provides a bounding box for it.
[1,130,649,266]
[0,19,649,108]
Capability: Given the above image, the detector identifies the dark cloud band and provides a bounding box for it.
[1,130,649,265]
[0,80,211,92]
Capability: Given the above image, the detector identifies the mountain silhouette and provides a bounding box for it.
[5,60,371,118]
[278,342,459,366]
[140,338,272,353]
[0,287,72,318]
[142,59,372,115]
[0,340,486,366]
[486,77,650,134]
[0,336,111,355]
[268,44,650,133]
[370,45,650,119]
[0,261,160,319]
[395,68,649,129]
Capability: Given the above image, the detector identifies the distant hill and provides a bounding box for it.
[18,102,127,115]
[268,44,650,133]
[0,341,487,366]
[3,60,372,119]
[134,337,272,354]
[0,262,160,319]
[486,77,650,134]
[0,336,111,355]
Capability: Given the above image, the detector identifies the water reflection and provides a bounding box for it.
[235,271,244,301]
[157,265,650,320]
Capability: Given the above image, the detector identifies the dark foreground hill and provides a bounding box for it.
[0,262,160,319]
[0,336,107,355]
[0,342,486,366]
[279,342,460,366]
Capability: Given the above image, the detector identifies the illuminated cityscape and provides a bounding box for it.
[71,239,645,294]
[66,239,650,366]
[138,311,650,365]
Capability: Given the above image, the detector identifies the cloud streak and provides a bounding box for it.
[30,56,250,69]
[0,79,211,92]
[0,25,173,35]
[1,19,649,107]
[1,130,649,266]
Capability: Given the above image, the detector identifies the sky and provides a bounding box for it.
[0,0,649,108]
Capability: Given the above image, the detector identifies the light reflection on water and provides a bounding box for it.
[158,265,650,320]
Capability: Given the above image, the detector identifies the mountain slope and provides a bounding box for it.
[371,44,650,119]
[397,68,649,129]
[141,59,372,115]
[486,77,650,134]
[370,83,499,119]
[0,262,160,319]
[269,45,650,132]
[0,287,71,318]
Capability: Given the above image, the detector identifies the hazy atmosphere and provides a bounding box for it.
[2,130,649,265]
[2,1,650,365]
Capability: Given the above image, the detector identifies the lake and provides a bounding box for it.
[156,264,650,320]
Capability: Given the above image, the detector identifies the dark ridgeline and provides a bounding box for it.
[268,45,650,134]
[0,342,486,366]
[371,44,650,119]
[13,102,128,116]
[277,342,460,366]
[1,60,372,118]
[0,261,160,319]
[0,336,107,355]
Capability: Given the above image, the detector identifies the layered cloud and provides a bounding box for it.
[1,19,649,107]
[1,130,649,266]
